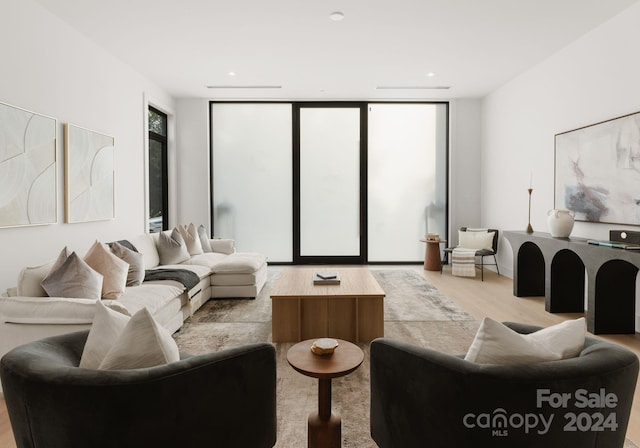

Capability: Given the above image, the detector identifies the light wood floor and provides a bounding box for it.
[0,266,638,446]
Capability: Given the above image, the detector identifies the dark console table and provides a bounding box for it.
[503,231,639,334]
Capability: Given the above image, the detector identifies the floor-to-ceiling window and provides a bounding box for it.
[367,103,448,261]
[296,103,366,264]
[210,103,293,261]
[148,106,168,233]
[210,101,448,263]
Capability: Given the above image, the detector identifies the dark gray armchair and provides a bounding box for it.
[0,330,277,448]
[370,322,638,448]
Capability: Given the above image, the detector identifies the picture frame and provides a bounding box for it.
[64,123,115,223]
[554,111,640,226]
[0,101,57,228]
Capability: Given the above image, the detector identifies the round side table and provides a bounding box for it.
[287,339,364,448]
[420,239,446,271]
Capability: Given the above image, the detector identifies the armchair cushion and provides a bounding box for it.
[458,230,495,250]
[98,307,179,370]
[465,317,586,365]
[80,301,130,369]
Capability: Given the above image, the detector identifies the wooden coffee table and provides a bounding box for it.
[287,339,364,448]
[270,268,385,342]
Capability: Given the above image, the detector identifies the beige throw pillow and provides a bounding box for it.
[157,229,190,265]
[84,241,129,300]
[110,242,145,286]
[41,251,103,300]
[98,307,180,370]
[177,223,204,256]
[79,301,131,369]
[465,317,586,365]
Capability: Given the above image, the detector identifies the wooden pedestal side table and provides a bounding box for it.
[420,239,446,271]
[287,339,364,448]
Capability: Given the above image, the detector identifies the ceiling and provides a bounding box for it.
[34,0,638,100]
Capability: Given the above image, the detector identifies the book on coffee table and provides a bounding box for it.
[313,272,341,285]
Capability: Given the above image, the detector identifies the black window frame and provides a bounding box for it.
[148,106,168,232]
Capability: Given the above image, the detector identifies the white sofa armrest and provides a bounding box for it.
[210,238,235,255]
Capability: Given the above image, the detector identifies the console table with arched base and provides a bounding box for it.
[503,231,639,335]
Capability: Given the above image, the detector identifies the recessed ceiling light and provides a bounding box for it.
[426,72,436,77]
[228,71,236,77]
[330,11,345,21]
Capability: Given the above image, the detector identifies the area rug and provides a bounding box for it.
[173,268,638,448]
[174,268,479,447]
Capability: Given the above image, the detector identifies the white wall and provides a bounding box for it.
[0,0,175,292]
[175,99,211,232]
[481,3,640,329]
[482,1,640,277]
[449,99,483,243]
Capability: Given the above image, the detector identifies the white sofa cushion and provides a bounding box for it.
[212,252,267,274]
[98,307,180,370]
[0,296,129,324]
[117,283,183,316]
[17,261,54,297]
[157,228,190,265]
[129,233,160,269]
[84,241,129,300]
[210,239,235,255]
[181,252,228,269]
[80,301,130,369]
[210,272,261,286]
[465,317,586,365]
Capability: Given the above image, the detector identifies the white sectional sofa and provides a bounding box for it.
[0,229,268,388]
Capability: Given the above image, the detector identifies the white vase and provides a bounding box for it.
[547,209,575,238]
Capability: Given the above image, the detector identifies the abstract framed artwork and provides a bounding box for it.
[64,123,115,223]
[0,101,57,228]
[555,111,640,226]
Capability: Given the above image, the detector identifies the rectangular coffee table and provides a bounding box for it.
[270,268,385,343]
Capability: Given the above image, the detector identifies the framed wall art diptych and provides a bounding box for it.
[64,124,115,223]
[0,101,57,228]
[555,111,640,226]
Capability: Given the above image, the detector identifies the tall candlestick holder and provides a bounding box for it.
[526,188,534,233]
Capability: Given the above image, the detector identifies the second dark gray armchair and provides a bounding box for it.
[1,330,277,448]
[370,322,638,448]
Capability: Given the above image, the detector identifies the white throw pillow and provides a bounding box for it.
[80,301,131,369]
[464,317,586,365]
[458,231,495,251]
[177,223,204,256]
[98,307,180,370]
[41,251,103,300]
[84,241,129,300]
[197,224,212,253]
[157,229,190,265]
[110,241,145,287]
[17,261,55,297]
